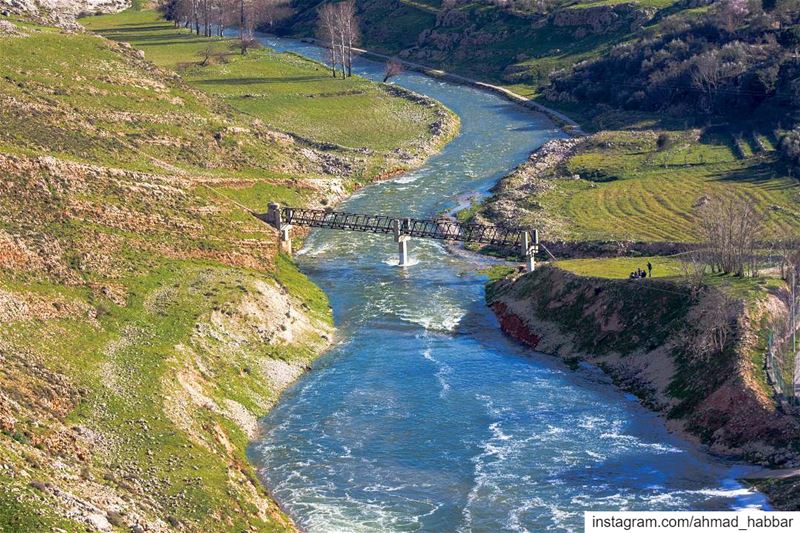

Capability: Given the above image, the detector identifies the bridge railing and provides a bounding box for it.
[263,203,539,270]
[277,207,527,249]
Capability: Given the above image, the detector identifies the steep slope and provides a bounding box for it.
[281,0,674,96]
[0,12,453,532]
[487,266,800,466]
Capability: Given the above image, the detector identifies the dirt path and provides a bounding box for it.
[743,468,800,480]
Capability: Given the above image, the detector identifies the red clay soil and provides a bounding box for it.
[490,301,541,349]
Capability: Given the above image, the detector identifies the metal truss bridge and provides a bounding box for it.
[261,203,539,270]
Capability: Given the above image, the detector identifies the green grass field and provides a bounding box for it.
[553,255,784,300]
[554,256,683,279]
[518,130,800,243]
[82,9,445,151]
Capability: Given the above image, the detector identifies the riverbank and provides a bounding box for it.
[486,266,800,470]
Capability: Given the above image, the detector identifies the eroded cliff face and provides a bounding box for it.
[487,266,800,467]
[0,148,336,531]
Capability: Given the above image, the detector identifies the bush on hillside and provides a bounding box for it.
[544,3,800,131]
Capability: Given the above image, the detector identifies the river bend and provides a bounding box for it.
[249,36,767,532]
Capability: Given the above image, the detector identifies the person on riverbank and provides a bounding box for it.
[647,261,653,277]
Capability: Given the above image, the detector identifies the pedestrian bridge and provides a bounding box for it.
[261,203,539,270]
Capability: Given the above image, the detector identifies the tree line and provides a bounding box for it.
[156,1,406,83]
[158,0,293,53]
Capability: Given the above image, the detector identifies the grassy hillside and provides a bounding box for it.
[0,9,452,531]
[478,131,800,243]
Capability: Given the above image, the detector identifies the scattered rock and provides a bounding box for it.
[476,137,583,238]
[693,195,710,208]
[0,20,26,36]
[107,511,125,527]
[86,512,113,532]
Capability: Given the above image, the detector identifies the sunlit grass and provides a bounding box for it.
[554,256,683,279]
[82,9,443,151]
[527,130,800,242]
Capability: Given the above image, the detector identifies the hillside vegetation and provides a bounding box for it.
[475,133,800,244]
[0,7,453,531]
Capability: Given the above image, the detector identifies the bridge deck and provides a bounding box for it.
[268,207,529,249]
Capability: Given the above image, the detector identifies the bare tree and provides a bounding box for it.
[779,242,800,280]
[316,1,360,78]
[234,0,260,54]
[260,0,293,29]
[316,3,341,77]
[686,289,740,361]
[337,1,359,77]
[238,0,251,54]
[383,58,404,83]
[199,44,215,66]
[160,0,235,37]
[691,51,722,113]
[679,251,707,296]
[161,0,287,53]
[716,0,750,33]
[698,195,764,277]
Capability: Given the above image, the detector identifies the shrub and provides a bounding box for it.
[656,132,673,151]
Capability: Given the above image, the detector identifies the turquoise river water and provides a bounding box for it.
[248,36,769,532]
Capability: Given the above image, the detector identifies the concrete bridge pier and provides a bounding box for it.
[397,236,410,266]
[522,230,539,272]
[393,219,411,267]
[268,202,293,255]
[280,225,293,255]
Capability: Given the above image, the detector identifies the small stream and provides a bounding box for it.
[248,36,768,532]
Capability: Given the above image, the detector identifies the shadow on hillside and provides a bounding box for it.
[115,36,226,46]
[100,24,173,33]
[195,76,330,85]
[713,160,787,188]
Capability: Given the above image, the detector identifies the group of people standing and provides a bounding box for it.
[630,262,653,280]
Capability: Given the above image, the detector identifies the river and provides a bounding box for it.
[248,36,768,532]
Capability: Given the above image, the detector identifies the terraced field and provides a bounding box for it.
[537,131,800,242]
